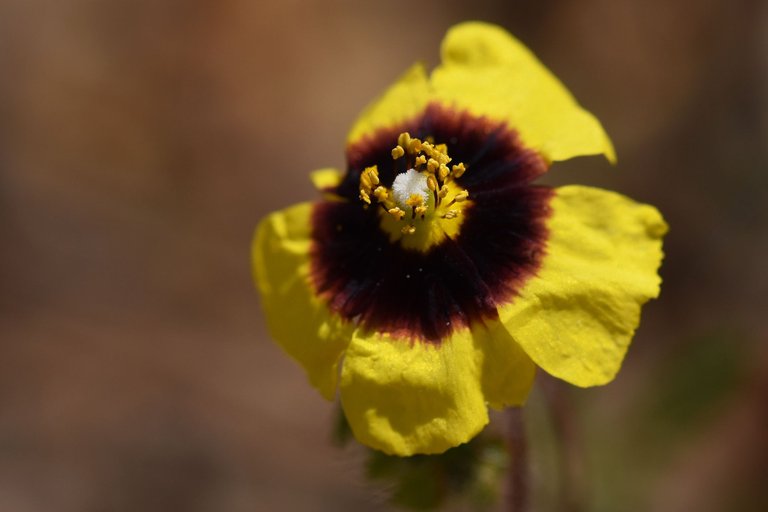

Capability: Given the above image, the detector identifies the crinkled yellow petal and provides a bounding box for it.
[347,63,431,147]
[432,22,616,164]
[498,186,667,387]
[340,322,536,456]
[340,329,487,456]
[252,202,353,399]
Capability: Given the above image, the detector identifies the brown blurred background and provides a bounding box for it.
[1,0,766,511]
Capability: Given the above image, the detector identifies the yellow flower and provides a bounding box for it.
[252,22,667,456]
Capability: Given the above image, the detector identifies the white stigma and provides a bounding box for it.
[391,169,429,209]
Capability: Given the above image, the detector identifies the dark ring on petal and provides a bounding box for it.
[311,104,553,343]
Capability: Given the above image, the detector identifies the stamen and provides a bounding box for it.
[362,132,471,242]
[373,186,389,202]
[438,164,449,181]
[358,165,394,211]
[448,189,469,206]
[364,166,379,185]
[359,166,379,199]
[388,207,405,221]
[454,190,469,202]
[443,210,460,219]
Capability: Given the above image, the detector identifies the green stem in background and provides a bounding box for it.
[506,406,529,512]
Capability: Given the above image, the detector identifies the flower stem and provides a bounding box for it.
[505,406,529,512]
[542,376,587,512]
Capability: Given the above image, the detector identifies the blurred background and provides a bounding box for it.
[1,0,766,510]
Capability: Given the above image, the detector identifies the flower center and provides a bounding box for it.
[358,132,472,252]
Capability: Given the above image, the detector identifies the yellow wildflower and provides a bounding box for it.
[252,22,667,456]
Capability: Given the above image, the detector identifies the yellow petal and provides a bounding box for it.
[339,322,536,456]
[478,320,537,409]
[498,186,667,387]
[346,63,431,147]
[309,167,344,190]
[431,22,615,164]
[252,202,353,399]
[340,328,487,456]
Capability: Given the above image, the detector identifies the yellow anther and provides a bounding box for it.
[427,159,439,174]
[438,185,449,199]
[438,164,450,181]
[415,155,427,167]
[397,132,411,149]
[414,205,427,216]
[408,138,422,154]
[443,210,460,219]
[426,174,438,191]
[373,186,389,202]
[391,145,405,160]
[435,143,448,155]
[388,207,405,221]
[406,193,424,208]
[452,190,469,203]
[451,163,466,178]
[359,167,382,205]
[401,225,416,235]
[360,166,379,191]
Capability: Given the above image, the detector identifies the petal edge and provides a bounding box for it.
[433,22,616,164]
[253,203,353,399]
[498,185,667,386]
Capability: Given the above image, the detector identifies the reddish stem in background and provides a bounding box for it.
[542,376,587,512]
[506,406,529,512]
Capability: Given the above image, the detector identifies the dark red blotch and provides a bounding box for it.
[310,104,552,343]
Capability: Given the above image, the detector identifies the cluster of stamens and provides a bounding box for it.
[358,132,469,235]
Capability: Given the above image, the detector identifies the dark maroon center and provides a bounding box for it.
[310,104,553,343]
